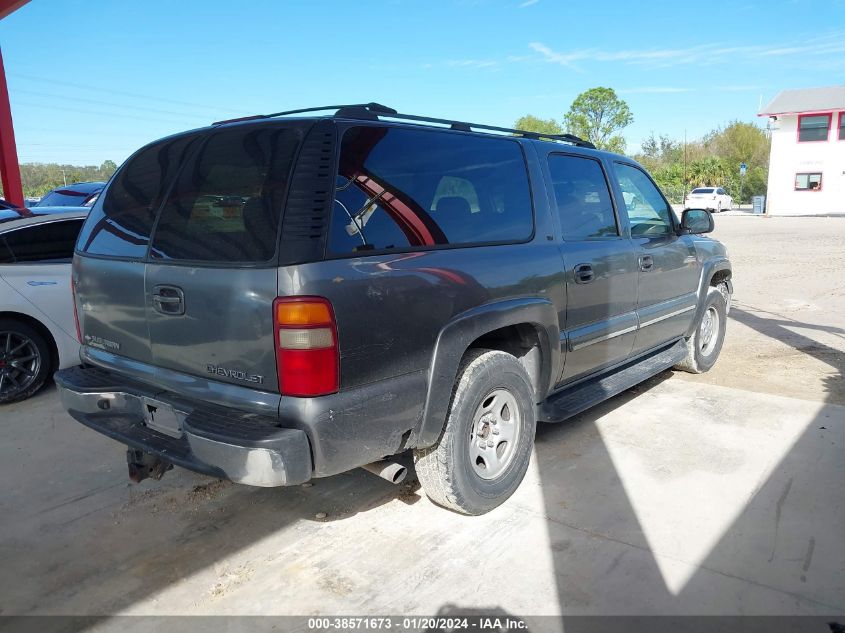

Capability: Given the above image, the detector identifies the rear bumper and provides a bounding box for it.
[55,366,312,487]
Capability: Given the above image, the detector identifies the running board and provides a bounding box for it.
[539,340,687,423]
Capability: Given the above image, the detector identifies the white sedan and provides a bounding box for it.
[685,187,732,213]
[1,211,87,403]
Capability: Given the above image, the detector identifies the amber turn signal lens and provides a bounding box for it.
[275,301,332,326]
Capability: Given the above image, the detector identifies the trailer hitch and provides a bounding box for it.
[126,448,173,483]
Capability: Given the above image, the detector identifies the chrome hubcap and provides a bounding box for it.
[469,389,521,480]
[698,307,720,357]
[0,331,40,396]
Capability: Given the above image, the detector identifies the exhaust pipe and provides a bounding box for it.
[362,460,407,484]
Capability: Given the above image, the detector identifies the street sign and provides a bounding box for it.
[740,162,747,176]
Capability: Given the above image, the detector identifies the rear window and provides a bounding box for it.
[37,188,92,206]
[150,125,302,263]
[691,188,714,194]
[329,126,533,254]
[77,135,197,258]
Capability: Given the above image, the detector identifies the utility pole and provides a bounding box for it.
[60,168,67,186]
[683,129,687,206]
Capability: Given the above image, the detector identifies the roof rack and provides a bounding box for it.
[213,102,596,149]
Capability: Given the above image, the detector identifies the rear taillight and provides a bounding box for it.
[71,279,81,343]
[273,297,338,397]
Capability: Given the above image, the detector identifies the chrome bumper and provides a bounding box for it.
[55,366,312,487]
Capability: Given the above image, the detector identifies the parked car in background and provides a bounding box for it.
[0,211,87,403]
[55,103,732,514]
[685,187,732,212]
[25,197,42,207]
[35,182,105,208]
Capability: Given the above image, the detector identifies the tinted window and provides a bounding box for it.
[329,126,532,254]
[692,188,714,194]
[78,136,197,258]
[798,114,830,142]
[150,125,302,263]
[38,189,90,206]
[614,163,674,237]
[0,219,84,264]
[548,154,617,239]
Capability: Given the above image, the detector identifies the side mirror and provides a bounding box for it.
[681,208,714,234]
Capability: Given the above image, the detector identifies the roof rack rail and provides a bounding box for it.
[211,103,397,126]
[214,102,596,149]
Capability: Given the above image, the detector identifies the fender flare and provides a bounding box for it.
[414,297,560,448]
[686,257,732,337]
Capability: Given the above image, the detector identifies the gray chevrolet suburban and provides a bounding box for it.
[55,103,732,515]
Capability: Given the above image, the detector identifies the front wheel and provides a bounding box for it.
[674,288,727,374]
[414,349,536,515]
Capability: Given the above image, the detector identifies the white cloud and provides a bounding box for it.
[618,87,695,94]
[529,31,845,70]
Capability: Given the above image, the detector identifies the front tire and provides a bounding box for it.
[414,349,536,515]
[0,319,52,404]
[674,288,727,374]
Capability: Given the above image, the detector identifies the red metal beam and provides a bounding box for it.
[0,47,23,207]
[0,0,29,20]
[0,1,30,207]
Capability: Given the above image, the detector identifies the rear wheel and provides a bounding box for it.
[414,349,536,515]
[0,319,52,404]
[674,288,727,374]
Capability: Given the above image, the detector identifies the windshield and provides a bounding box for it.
[691,188,714,194]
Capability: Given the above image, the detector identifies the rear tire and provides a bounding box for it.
[0,319,52,404]
[674,288,727,374]
[414,349,536,515]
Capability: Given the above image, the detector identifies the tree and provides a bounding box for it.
[563,87,633,152]
[512,115,563,137]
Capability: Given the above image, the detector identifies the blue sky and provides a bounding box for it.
[2,0,844,165]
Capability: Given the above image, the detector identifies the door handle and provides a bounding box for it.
[152,285,185,315]
[639,255,654,272]
[574,263,595,284]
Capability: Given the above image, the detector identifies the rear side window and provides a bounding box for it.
[0,219,84,263]
[329,126,532,254]
[547,154,618,239]
[77,135,197,258]
[150,125,302,263]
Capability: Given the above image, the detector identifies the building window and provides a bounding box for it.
[839,112,845,141]
[797,114,831,142]
[795,173,822,191]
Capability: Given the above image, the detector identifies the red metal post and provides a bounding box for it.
[0,47,23,207]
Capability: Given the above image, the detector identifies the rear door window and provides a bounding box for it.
[547,154,618,239]
[329,126,533,254]
[77,135,198,258]
[0,219,85,263]
[150,125,302,263]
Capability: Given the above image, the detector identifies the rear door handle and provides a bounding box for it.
[639,255,654,272]
[574,263,595,284]
[152,285,185,315]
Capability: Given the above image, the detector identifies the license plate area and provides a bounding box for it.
[141,398,185,439]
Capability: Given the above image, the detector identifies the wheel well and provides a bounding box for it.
[710,269,731,287]
[467,323,543,399]
[0,311,59,370]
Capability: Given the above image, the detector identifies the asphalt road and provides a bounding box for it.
[1,215,843,625]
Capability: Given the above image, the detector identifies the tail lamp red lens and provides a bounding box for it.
[273,297,338,397]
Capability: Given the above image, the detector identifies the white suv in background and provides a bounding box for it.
[0,211,86,403]
[685,187,732,213]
